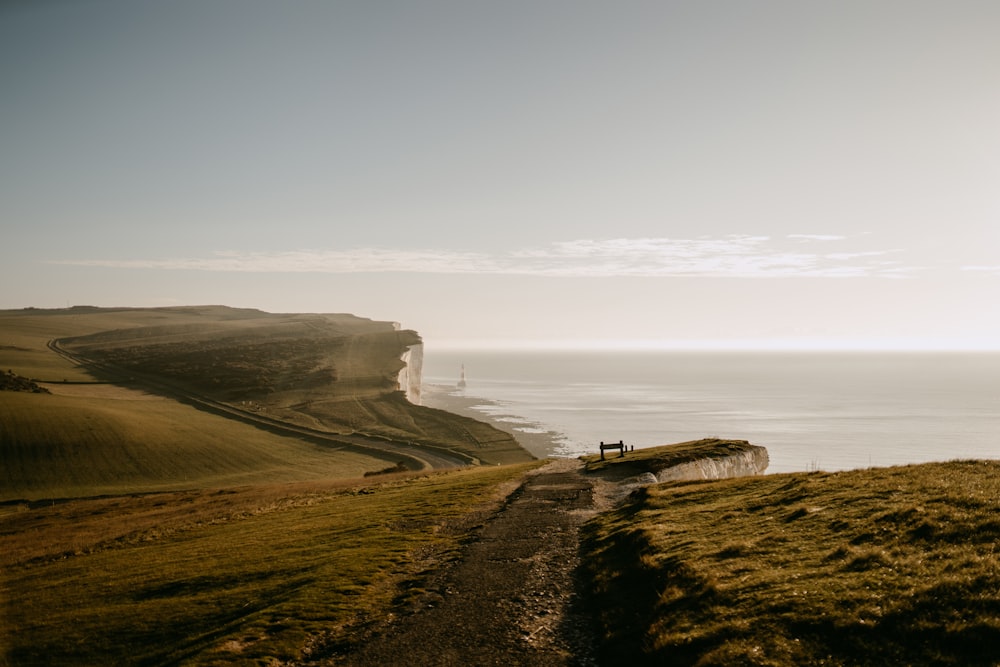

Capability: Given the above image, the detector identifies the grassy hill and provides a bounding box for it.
[0,305,539,665]
[0,306,532,500]
[1,462,542,666]
[52,306,532,465]
[581,437,763,477]
[0,391,385,500]
[581,447,1000,666]
[5,307,998,665]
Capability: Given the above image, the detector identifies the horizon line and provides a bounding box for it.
[423,339,1000,352]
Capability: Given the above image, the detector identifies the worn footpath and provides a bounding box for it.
[308,459,614,666]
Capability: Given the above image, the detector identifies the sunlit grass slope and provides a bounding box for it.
[1,305,532,470]
[0,306,247,381]
[62,308,532,464]
[286,391,533,465]
[1,463,539,667]
[0,391,384,501]
[0,305,531,464]
[582,459,1000,666]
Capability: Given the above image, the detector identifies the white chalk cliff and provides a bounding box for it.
[398,343,424,405]
[654,444,769,483]
[612,440,769,502]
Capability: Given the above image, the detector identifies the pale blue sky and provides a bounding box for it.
[2,1,1000,348]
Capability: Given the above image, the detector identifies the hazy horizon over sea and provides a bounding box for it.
[421,350,1000,474]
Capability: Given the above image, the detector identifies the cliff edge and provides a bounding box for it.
[653,440,768,482]
[47,306,532,465]
[583,438,768,484]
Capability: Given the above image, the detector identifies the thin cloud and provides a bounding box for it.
[787,234,847,241]
[52,235,910,278]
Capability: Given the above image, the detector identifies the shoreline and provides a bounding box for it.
[420,383,566,459]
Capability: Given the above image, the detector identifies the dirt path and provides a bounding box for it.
[310,459,613,666]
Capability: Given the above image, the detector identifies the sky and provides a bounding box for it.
[2,0,1000,350]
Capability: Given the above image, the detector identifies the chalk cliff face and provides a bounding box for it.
[654,444,769,483]
[398,343,424,405]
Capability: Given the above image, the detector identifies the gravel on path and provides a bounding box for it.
[305,458,615,666]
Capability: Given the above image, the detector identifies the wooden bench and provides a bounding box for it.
[599,440,626,460]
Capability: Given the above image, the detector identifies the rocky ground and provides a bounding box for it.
[299,459,620,666]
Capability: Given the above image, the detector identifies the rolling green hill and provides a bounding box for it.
[1,462,541,666]
[0,391,383,500]
[54,306,531,464]
[0,306,532,500]
[582,448,1000,666]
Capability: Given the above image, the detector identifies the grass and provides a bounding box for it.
[580,457,1000,666]
[279,391,534,465]
[11,308,999,665]
[0,391,390,501]
[0,306,540,664]
[1,462,541,666]
[0,306,534,466]
[0,306,226,382]
[0,305,533,504]
[581,437,761,477]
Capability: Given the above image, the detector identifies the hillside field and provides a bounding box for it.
[0,306,532,500]
[582,453,1000,666]
[1,463,541,666]
[0,390,384,500]
[0,306,540,665]
[4,308,1000,665]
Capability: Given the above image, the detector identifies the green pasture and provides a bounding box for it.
[0,306,241,380]
[0,306,533,466]
[1,463,538,666]
[0,391,394,501]
[582,457,1000,665]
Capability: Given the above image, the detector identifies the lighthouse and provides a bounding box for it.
[457,364,467,389]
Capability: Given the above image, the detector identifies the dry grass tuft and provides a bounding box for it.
[581,460,1000,666]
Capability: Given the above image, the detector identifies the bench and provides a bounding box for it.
[599,440,626,460]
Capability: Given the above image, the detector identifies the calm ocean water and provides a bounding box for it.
[421,350,1000,473]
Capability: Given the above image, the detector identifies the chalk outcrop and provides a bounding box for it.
[398,343,424,405]
[589,439,770,500]
[654,443,769,483]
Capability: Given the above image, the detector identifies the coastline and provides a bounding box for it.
[421,383,565,459]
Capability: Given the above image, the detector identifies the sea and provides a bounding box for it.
[421,350,1000,474]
